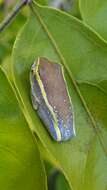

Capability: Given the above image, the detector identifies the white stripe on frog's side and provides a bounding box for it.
[34,57,62,141]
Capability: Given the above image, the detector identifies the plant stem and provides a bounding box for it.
[0,0,31,32]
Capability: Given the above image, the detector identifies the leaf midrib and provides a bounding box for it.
[30,2,107,157]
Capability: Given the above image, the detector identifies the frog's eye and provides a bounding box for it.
[30,57,75,142]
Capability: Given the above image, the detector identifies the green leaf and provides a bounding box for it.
[0,12,26,64]
[0,0,3,4]
[0,67,47,190]
[55,172,71,190]
[79,0,107,41]
[1,56,13,82]
[34,0,48,5]
[70,0,81,18]
[12,2,107,190]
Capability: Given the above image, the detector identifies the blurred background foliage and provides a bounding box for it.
[0,0,27,63]
[0,0,80,63]
[0,0,79,189]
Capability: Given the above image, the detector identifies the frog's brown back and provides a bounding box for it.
[38,57,72,121]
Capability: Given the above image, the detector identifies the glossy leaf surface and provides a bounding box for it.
[80,0,107,41]
[0,67,47,190]
[12,2,107,190]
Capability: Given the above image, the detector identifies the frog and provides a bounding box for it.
[30,57,75,142]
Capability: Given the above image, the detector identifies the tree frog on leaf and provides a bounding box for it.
[30,57,75,142]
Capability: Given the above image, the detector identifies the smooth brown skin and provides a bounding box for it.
[38,57,72,121]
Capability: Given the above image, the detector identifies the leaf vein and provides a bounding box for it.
[30,2,107,157]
